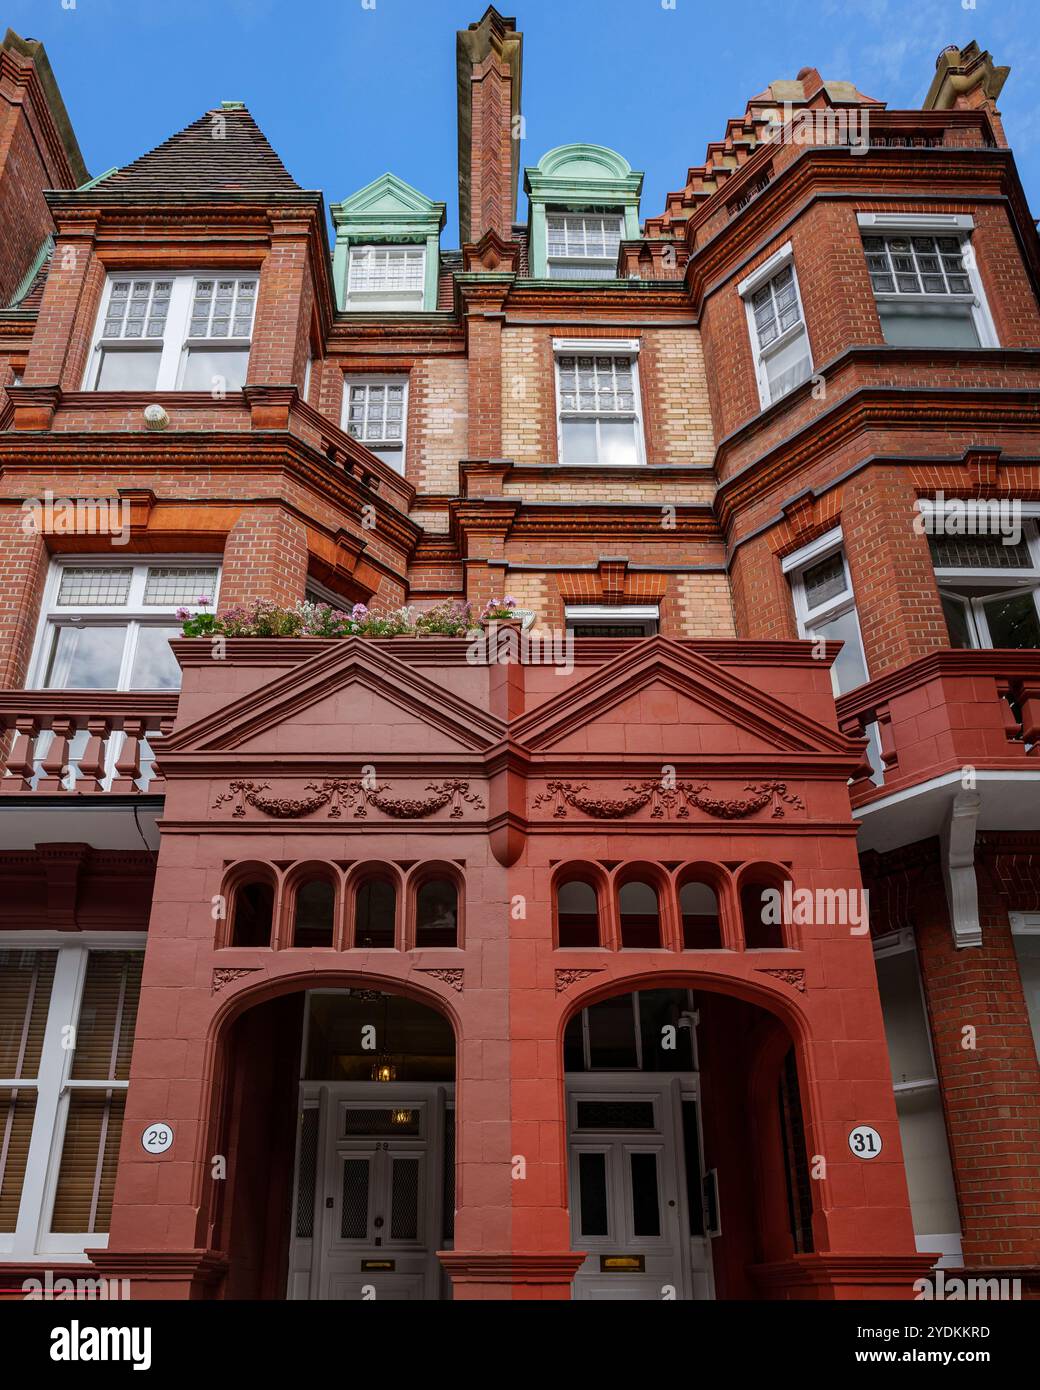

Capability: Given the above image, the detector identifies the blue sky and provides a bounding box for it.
[9,0,1039,245]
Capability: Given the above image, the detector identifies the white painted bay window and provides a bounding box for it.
[784,530,869,694]
[858,213,997,349]
[554,339,644,466]
[85,273,257,391]
[0,938,144,1259]
[738,243,812,408]
[33,559,220,692]
[342,377,408,471]
[932,522,1040,649]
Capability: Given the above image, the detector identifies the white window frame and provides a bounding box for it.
[29,556,222,692]
[553,338,646,467]
[546,210,625,280]
[564,604,659,636]
[872,929,963,1265]
[930,515,1040,649]
[344,245,426,312]
[341,374,410,473]
[83,271,257,392]
[856,213,998,349]
[784,528,870,695]
[737,242,813,410]
[0,934,146,1262]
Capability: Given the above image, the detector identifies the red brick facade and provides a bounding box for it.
[0,17,1037,1303]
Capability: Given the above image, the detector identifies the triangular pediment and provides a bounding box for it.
[510,637,854,759]
[161,639,504,759]
[332,172,446,224]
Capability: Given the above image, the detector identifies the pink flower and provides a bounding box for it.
[196,595,211,607]
[175,607,191,620]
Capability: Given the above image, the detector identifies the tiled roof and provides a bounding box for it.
[93,105,303,197]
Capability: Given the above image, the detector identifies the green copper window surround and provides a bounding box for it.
[524,144,643,281]
[330,172,446,313]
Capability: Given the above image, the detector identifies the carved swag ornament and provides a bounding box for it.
[214,778,486,821]
[533,779,804,821]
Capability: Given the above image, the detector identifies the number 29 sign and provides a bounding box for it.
[141,1123,174,1155]
[847,1124,883,1159]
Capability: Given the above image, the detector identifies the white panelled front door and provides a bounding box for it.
[288,1083,452,1300]
[567,1076,716,1300]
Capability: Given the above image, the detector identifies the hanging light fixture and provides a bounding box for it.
[370,994,397,1082]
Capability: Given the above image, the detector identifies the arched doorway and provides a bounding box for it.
[217,985,456,1300]
[563,986,811,1300]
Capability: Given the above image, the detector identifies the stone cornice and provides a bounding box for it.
[0,428,421,567]
[714,378,1040,527]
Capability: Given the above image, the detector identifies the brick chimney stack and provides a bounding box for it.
[923,40,1010,147]
[0,29,87,305]
[456,7,523,246]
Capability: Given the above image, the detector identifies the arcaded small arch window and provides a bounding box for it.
[293,878,335,949]
[557,880,600,948]
[618,880,660,950]
[415,879,458,948]
[231,879,275,948]
[679,881,722,950]
[355,878,397,950]
[741,879,785,949]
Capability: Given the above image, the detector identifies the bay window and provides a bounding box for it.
[554,339,644,466]
[785,531,869,694]
[857,213,997,349]
[86,273,257,391]
[738,244,812,408]
[33,559,221,692]
[932,523,1040,649]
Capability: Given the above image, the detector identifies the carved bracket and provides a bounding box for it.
[534,779,804,822]
[417,967,465,993]
[755,967,807,993]
[213,778,486,821]
[211,966,261,995]
[554,967,606,994]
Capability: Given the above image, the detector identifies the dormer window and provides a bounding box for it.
[345,245,426,312]
[546,211,624,280]
[86,273,256,392]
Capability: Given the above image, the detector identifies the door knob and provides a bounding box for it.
[374,1215,384,1229]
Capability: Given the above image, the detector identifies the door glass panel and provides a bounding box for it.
[294,1109,319,1238]
[45,626,127,688]
[630,1152,661,1237]
[343,1107,421,1138]
[340,1157,370,1239]
[390,1157,420,1240]
[982,591,1040,648]
[576,1101,655,1130]
[578,1152,609,1236]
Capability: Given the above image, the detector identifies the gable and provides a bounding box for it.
[160,639,503,761]
[511,637,854,759]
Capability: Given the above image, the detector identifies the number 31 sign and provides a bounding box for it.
[848,1124,882,1159]
[142,1123,174,1155]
